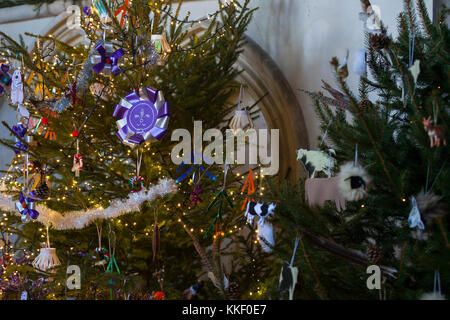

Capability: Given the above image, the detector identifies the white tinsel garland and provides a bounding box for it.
[0,178,177,230]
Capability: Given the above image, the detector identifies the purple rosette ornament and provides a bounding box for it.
[15,191,39,222]
[0,64,12,95]
[91,42,124,76]
[113,87,169,146]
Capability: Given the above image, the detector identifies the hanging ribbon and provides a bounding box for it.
[241,168,255,211]
[409,30,415,68]
[114,0,130,27]
[319,120,332,147]
[290,237,299,267]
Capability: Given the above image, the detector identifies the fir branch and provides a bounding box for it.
[298,234,327,300]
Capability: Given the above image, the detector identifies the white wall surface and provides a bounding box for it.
[174,0,432,146]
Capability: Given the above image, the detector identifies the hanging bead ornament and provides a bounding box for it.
[72,138,83,177]
[92,41,125,76]
[32,227,61,272]
[229,85,254,135]
[128,151,146,193]
[113,87,169,146]
[0,63,11,95]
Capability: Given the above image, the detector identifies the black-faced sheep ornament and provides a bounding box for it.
[337,162,372,201]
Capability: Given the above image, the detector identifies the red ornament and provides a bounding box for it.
[152,291,165,300]
[72,130,79,137]
[105,57,112,64]
[41,117,49,125]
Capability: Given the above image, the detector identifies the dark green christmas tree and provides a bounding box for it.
[260,0,449,300]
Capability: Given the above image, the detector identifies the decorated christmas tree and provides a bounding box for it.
[0,0,265,300]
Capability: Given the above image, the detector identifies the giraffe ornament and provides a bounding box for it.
[423,116,446,148]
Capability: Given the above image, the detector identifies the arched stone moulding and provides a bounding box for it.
[38,10,309,180]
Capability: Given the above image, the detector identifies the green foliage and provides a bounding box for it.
[0,0,261,299]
